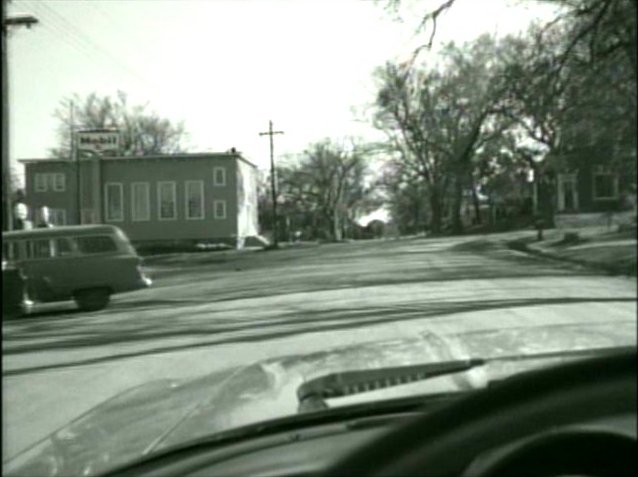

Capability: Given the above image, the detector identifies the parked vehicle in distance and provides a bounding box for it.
[2,224,152,312]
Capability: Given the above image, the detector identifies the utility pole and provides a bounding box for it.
[259,120,284,248]
[70,101,82,224]
[2,7,39,231]
[2,3,9,231]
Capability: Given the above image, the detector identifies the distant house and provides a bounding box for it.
[553,159,623,216]
[20,152,260,248]
[539,121,635,229]
[551,120,635,216]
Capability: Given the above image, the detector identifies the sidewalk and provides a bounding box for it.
[508,226,637,276]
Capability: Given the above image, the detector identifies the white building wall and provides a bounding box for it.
[236,159,259,240]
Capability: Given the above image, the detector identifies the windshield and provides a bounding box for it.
[2,0,636,476]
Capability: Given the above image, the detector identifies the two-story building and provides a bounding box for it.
[19,152,260,248]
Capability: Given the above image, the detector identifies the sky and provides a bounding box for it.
[7,0,560,182]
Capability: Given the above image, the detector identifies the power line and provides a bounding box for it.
[20,1,117,66]
[37,2,141,75]
[22,0,158,92]
[87,2,158,63]
[12,1,189,157]
[22,16,100,64]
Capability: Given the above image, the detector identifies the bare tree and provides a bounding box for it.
[375,62,446,233]
[375,35,513,233]
[496,14,636,220]
[384,0,635,77]
[277,140,375,241]
[49,91,188,158]
[379,0,635,232]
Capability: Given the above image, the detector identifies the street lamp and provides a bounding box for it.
[2,10,39,231]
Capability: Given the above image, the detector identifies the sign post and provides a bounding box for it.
[76,129,119,224]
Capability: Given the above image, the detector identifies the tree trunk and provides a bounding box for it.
[332,208,342,241]
[421,194,429,234]
[451,176,464,235]
[471,180,482,225]
[429,188,442,234]
[538,174,556,228]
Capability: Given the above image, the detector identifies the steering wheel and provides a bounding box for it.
[327,349,636,477]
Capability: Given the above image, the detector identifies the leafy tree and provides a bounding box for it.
[50,91,188,158]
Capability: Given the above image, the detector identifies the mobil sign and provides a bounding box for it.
[77,130,120,153]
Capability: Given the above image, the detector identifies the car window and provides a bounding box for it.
[75,235,118,254]
[2,242,19,261]
[53,237,75,256]
[25,239,54,260]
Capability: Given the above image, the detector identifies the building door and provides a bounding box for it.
[558,173,579,212]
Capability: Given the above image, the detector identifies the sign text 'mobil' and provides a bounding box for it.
[77,132,120,152]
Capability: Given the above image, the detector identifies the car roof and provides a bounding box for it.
[3,225,121,240]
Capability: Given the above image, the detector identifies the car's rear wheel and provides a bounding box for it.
[74,288,111,311]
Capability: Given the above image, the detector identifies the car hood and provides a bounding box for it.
[4,320,635,477]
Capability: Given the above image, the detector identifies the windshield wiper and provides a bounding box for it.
[297,358,484,413]
[296,346,636,413]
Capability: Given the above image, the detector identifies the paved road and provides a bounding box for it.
[3,234,636,460]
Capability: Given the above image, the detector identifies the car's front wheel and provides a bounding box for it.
[74,288,111,311]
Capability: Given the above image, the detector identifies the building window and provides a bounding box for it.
[53,237,74,256]
[34,173,66,192]
[593,167,619,200]
[53,173,66,192]
[105,183,124,222]
[185,180,204,220]
[214,200,227,219]
[25,239,54,259]
[35,173,47,192]
[50,209,67,226]
[157,181,177,220]
[131,182,151,221]
[213,167,226,186]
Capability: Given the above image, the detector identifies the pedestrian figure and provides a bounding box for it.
[37,206,53,228]
[13,203,33,230]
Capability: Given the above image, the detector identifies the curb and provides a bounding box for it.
[506,239,636,276]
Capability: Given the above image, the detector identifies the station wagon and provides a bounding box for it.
[2,225,152,312]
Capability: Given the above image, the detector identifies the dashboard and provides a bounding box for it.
[111,410,636,477]
[108,350,636,477]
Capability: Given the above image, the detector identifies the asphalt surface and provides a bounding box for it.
[3,233,637,460]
